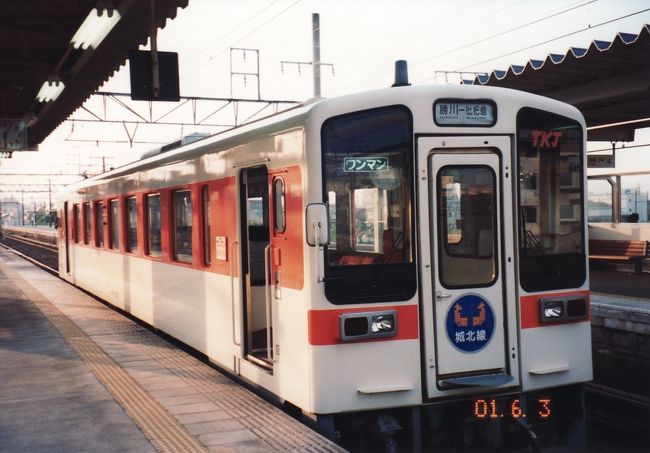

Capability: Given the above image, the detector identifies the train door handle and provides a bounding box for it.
[264,244,274,362]
[436,291,452,300]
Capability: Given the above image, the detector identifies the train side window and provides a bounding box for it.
[173,190,192,263]
[83,202,91,245]
[95,201,104,247]
[127,196,138,253]
[202,186,211,265]
[146,194,162,256]
[72,204,80,243]
[273,177,286,233]
[109,199,119,250]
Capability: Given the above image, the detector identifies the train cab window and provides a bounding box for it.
[109,199,119,250]
[202,186,211,265]
[273,178,286,233]
[83,202,91,244]
[173,190,192,263]
[95,201,104,247]
[126,197,138,252]
[146,194,162,256]
[321,105,416,304]
[73,204,80,243]
[517,108,585,291]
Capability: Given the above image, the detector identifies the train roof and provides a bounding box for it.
[59,84,584,195]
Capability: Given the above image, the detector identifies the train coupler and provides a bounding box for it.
[376,413,402,453]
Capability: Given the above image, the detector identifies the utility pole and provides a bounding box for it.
[280,13,333,99]
[48,179,52,227]
[312,13,321,98]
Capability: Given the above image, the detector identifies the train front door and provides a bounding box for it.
[417,136,518,397]
[238,166,274,370]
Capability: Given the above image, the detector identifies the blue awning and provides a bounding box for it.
[464,25,650,140]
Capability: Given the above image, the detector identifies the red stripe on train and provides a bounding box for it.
[308,305,419,345]
[520,290,590,329]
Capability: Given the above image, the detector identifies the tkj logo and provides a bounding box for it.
[531,130,563,149]
[445,295,495,353]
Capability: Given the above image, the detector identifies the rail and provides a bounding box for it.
[585,382,650,445]
[0,237,58,275]
[1,230,58,252]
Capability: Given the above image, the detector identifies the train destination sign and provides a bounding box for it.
[434,100,496,126]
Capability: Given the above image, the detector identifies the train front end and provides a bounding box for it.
[305,85,591,450]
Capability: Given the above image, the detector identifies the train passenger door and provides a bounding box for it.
[418,136,518,398]
[238,166,274,370]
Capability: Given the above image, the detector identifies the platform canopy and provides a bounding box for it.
[0,0,188,150]
[464,24,650,142]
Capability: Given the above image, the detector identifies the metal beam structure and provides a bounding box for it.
[65,91,301,145]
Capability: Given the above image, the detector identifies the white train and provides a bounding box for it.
[57,71,592,450]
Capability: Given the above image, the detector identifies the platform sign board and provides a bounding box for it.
[0,119,27,152]
[588,154,615,168]
[128,50,180,102]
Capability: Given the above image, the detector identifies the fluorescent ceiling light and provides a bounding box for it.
[70,8,121,50]
[36,80,65,102]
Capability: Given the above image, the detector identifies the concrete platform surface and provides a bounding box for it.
[0,249,344,453]
[591,271,650,335]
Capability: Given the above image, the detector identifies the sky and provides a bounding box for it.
[2,0,650,203]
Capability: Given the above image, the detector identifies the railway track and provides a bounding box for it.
[585,382,650,448]
[0,231,58,274]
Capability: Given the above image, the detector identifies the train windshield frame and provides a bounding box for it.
[516,107,586,292]
[321,105,416,304]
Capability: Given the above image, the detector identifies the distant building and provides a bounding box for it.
[622,186,648,222]
[587,186,649,223]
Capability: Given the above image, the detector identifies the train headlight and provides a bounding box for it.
[540,296,588,323]
[340,310,397,341]
[542,300,564,320]
[371,314,395,334]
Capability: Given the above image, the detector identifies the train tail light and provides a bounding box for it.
[340,310,397,341]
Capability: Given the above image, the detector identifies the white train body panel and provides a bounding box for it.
[57,84,592,434]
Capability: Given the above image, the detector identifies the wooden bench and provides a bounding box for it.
[589,239,649,274]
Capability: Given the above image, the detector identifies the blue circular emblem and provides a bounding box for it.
[445,294,495,353]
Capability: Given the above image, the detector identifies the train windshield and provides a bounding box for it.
[321,106,416,304]
[517,107,586,292]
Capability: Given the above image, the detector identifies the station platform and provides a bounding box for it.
[590,269,650,335]
[0,248,344,453]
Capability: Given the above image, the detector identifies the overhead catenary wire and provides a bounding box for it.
[587,142,650,154]
[180,0,284,73]
[182,0,303,82]
[415,0,600,82]
[330,0,600,94]
[327,0,500,63]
